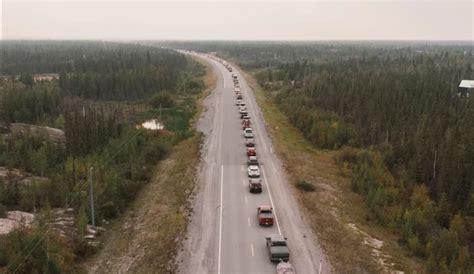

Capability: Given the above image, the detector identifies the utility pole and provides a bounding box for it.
[89,167,96,228]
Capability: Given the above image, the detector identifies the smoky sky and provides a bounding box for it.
[2,1,473,40]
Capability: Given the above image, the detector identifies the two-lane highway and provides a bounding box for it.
[178,52,330,274]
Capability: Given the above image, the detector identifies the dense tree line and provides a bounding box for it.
[1,41,188,101]
[252,49,473,272]
[1,83,62,125]
[158,40,472,69]
[1,41,187,75]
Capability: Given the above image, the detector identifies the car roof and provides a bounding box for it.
[250,178,262,183]
[249,165,259,170]
[249,156,258,160]
[259,205,272,210]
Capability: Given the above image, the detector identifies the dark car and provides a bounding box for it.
[249,179,262,193]
[245,138,255,147]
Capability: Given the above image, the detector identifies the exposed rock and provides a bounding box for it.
[0,166,49,186]
[0,211,36,235]
[9,123,65,145]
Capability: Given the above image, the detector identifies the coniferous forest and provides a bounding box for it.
[0,41,205,272]
[164,41,474,272]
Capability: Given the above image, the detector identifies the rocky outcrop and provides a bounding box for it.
[0,211,36,235]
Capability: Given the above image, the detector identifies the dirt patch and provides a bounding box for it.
[241,70,423,273]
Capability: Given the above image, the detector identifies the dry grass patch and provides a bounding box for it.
[241,70,424,273]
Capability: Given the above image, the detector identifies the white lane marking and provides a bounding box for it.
[250,243,255,257]
[242,179,246,186]
[319,260,322,274]
[261,166,282,235]
[245,195,248,205]
[218,165,224,274]
[247,217,251,227]
[241,166,244,172]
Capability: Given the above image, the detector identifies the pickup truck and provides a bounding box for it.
[265,234,290,262]
[257,205,274,226]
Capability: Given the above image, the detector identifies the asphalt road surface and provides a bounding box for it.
[177,52,330,274]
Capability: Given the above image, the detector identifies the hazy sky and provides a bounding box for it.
[2,0,473,40]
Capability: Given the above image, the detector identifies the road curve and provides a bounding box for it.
[177,52,330,274]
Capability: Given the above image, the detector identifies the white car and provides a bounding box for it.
[248,165,260,178]
[244,128,253,138]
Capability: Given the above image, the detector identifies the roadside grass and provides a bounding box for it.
[189,55,217,125]
[241,70,424,273]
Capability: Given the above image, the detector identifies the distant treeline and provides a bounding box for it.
[176,41,473,273]
[1,41,188,100]
[156,40,472,69]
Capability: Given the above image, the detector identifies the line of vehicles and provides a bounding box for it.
[183,51,297,273]
[229,64,294,273]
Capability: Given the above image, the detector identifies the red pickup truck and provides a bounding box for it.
[257,206,274,226]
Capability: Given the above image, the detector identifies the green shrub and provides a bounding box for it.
[0,204,6,218]
[335,146,359,166]
[295,180,316,192]
[150,92,175,108]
